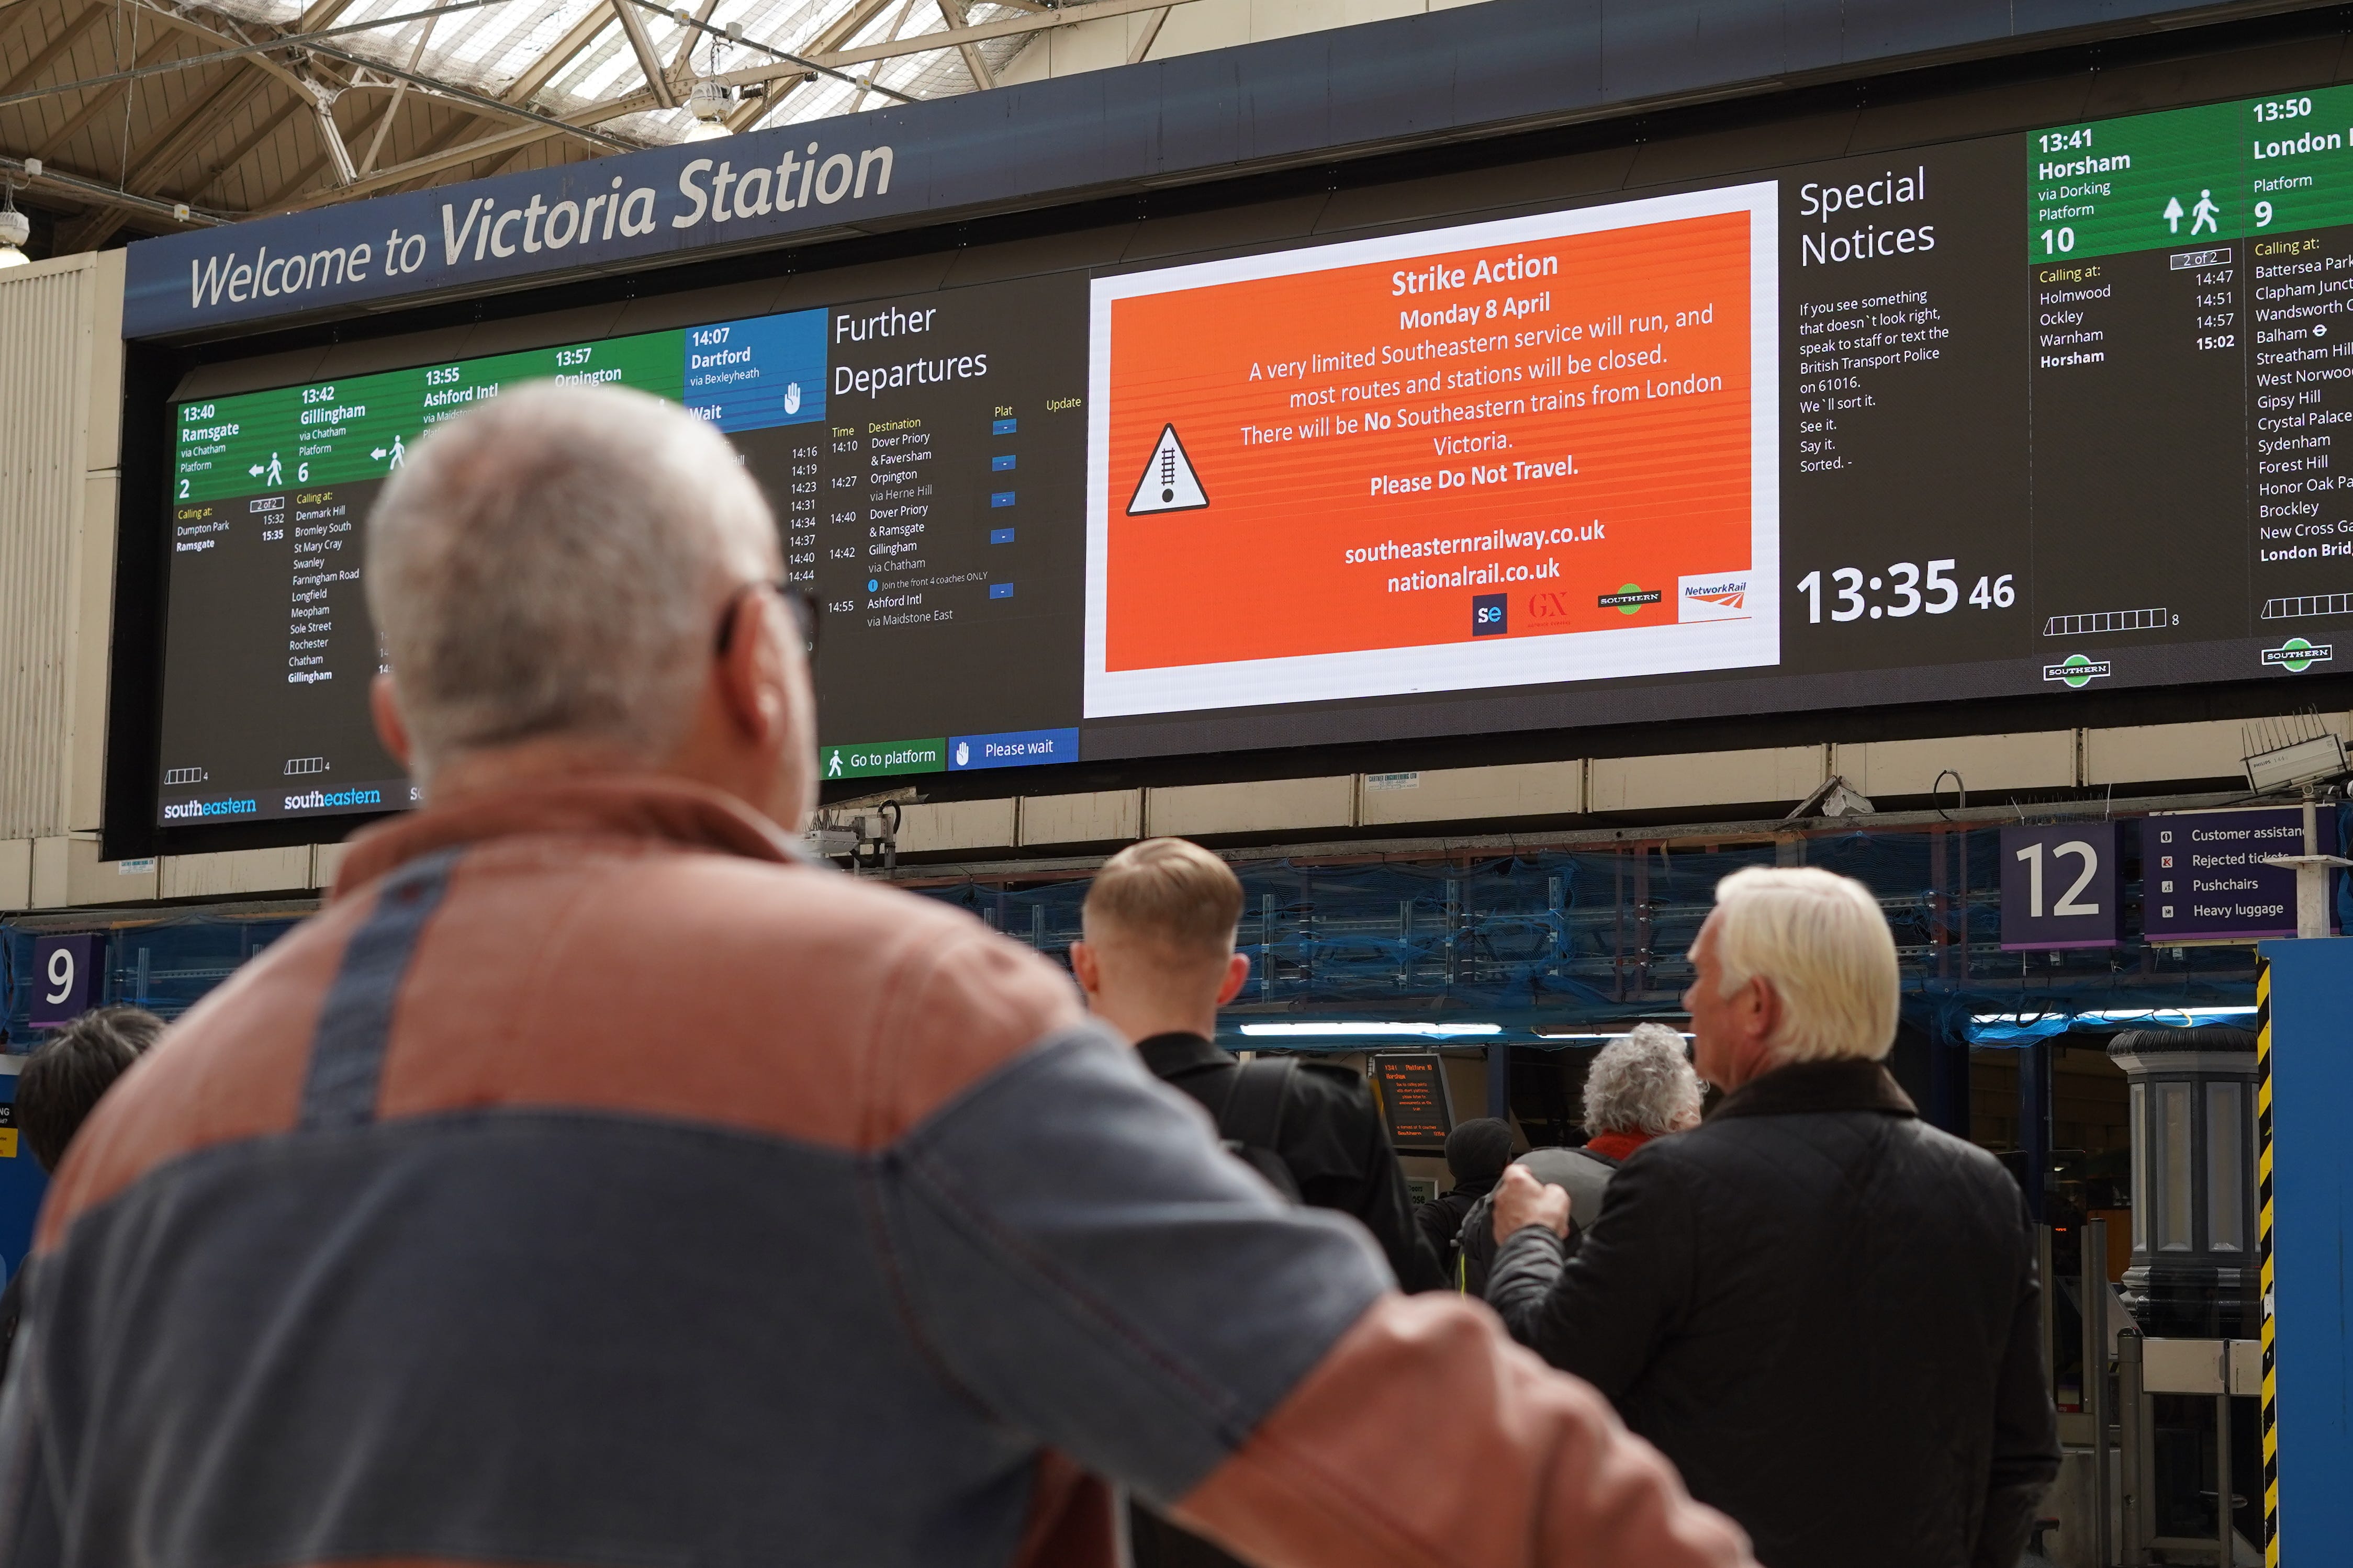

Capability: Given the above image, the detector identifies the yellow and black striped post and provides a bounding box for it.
[2257,955,2279,1566]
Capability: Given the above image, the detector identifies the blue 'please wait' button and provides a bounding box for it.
[991,454,1016,471]
[990,491,1016,507]
[989,528,1015,544]
[949,727,1077,770]
[989,583,1015,599]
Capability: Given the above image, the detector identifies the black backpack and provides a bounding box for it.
[1216,1057,1302,1203]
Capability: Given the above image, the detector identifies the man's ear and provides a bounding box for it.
[1216,950,1250,1006]
[1745,974,1783,1046]
[714,591,785,742]
[370,674,413,770]
[1069,940,1102,1001]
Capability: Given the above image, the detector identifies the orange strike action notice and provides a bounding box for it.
[1083,182,1779,718]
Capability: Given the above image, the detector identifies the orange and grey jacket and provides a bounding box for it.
[0,777,1752,1568]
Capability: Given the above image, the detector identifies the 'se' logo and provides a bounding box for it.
[1472,592,1508,636]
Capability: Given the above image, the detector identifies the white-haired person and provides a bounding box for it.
[1485,866,2058,1568]
[1449,1024,1701,1296]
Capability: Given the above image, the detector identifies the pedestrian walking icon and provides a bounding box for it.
[2191,189,2220,234]
[826,748,844,778]
[1125,423,1208,515]
[388,433,405,469]
[265,452,283,486]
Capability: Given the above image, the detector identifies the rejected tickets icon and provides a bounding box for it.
[1126,423,1209,514]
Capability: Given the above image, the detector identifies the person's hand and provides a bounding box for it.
[1492,1163,1570,1243]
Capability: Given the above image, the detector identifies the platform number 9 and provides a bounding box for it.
[43,944,75,1006]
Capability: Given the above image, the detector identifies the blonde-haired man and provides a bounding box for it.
[1072,837,1442,1294]
[1487,866,2058,1568]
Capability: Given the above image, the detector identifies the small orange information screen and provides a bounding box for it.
[1372,1054,1453,1150]
[1084,183,1778,719]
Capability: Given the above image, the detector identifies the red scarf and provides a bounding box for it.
[1584,1130,1654,1163]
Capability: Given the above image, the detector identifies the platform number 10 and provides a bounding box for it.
[2014,839,2101,918]
[2040,226,2075,255]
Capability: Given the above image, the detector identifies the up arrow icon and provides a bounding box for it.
[2164,195,2184,234]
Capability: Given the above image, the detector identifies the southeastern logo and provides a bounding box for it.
[2264,637,2332,673]
[2043,654,2112,689]
[1677,572,1751,623]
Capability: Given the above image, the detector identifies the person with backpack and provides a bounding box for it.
[1414,1117,1515,1282]
[1071,837,1443,1293]
[1072,837,1450,1568]
[1452,1024,1701,1296]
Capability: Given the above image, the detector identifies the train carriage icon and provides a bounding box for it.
[1126,423,1209,514]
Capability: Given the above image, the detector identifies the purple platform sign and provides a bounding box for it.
[2142,806,2332,943]
[28,934,105,1026]
[2001,822,2123,950]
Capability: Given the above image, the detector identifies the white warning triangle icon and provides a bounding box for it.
[1126,423,1209,515]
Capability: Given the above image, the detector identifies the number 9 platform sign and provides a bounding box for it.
[2000,822,2122,950]
[29,934,105,1027]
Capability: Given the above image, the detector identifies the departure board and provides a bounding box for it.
[161,277,1086,822]
[152,81,2353,827]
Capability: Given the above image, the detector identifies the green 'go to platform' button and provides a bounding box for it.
[821,738,947,780]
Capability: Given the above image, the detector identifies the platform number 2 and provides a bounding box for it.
[2014,839,2101,917]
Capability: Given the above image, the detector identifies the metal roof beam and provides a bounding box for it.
[935,0,992,91]
[712,0,1197,82]
[498,4,615,108]
[608,0,676,109]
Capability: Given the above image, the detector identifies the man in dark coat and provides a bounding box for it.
[1414,1118,1514,1281]
[1072,838,1442,1294]
[1486,866,2058,1568]
[1073,837,1448,1568]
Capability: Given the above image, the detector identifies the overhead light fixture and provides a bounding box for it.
[1533,1029,1697,1041]
[0,181,29,270]
[2244,730,2347,794]
[1237,1021,1502,1039]
[1785,773,1875,821]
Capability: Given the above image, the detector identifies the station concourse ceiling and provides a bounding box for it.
[0,0,1151,252]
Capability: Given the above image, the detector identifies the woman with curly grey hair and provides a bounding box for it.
[1448,1024,1703,1294]
[1578,1023,1705,1162]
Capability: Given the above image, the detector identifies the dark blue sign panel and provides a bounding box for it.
[2256,938,2353,1554]
[2144,807,2330,943]
[1999,822,2123,950]
[949,728,1079,771]
[118,0,2222,341]
[28,934,105,1026]
[682,310,826,433]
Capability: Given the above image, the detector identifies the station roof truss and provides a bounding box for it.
[0,0,1184,249]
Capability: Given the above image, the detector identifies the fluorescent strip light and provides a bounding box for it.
[1533,1031,1697,1041]
[1237,1022,1503,1038]
[1969,1006,2257,1024]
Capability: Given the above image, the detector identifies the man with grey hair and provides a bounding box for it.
[1448,1025,1702,1296]
[1,382,1755,1568]
[1487,866,2058,1568]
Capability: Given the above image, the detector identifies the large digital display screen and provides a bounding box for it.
[155,80,2353,827]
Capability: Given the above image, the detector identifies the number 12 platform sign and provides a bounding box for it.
[2000,821,2123,950]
